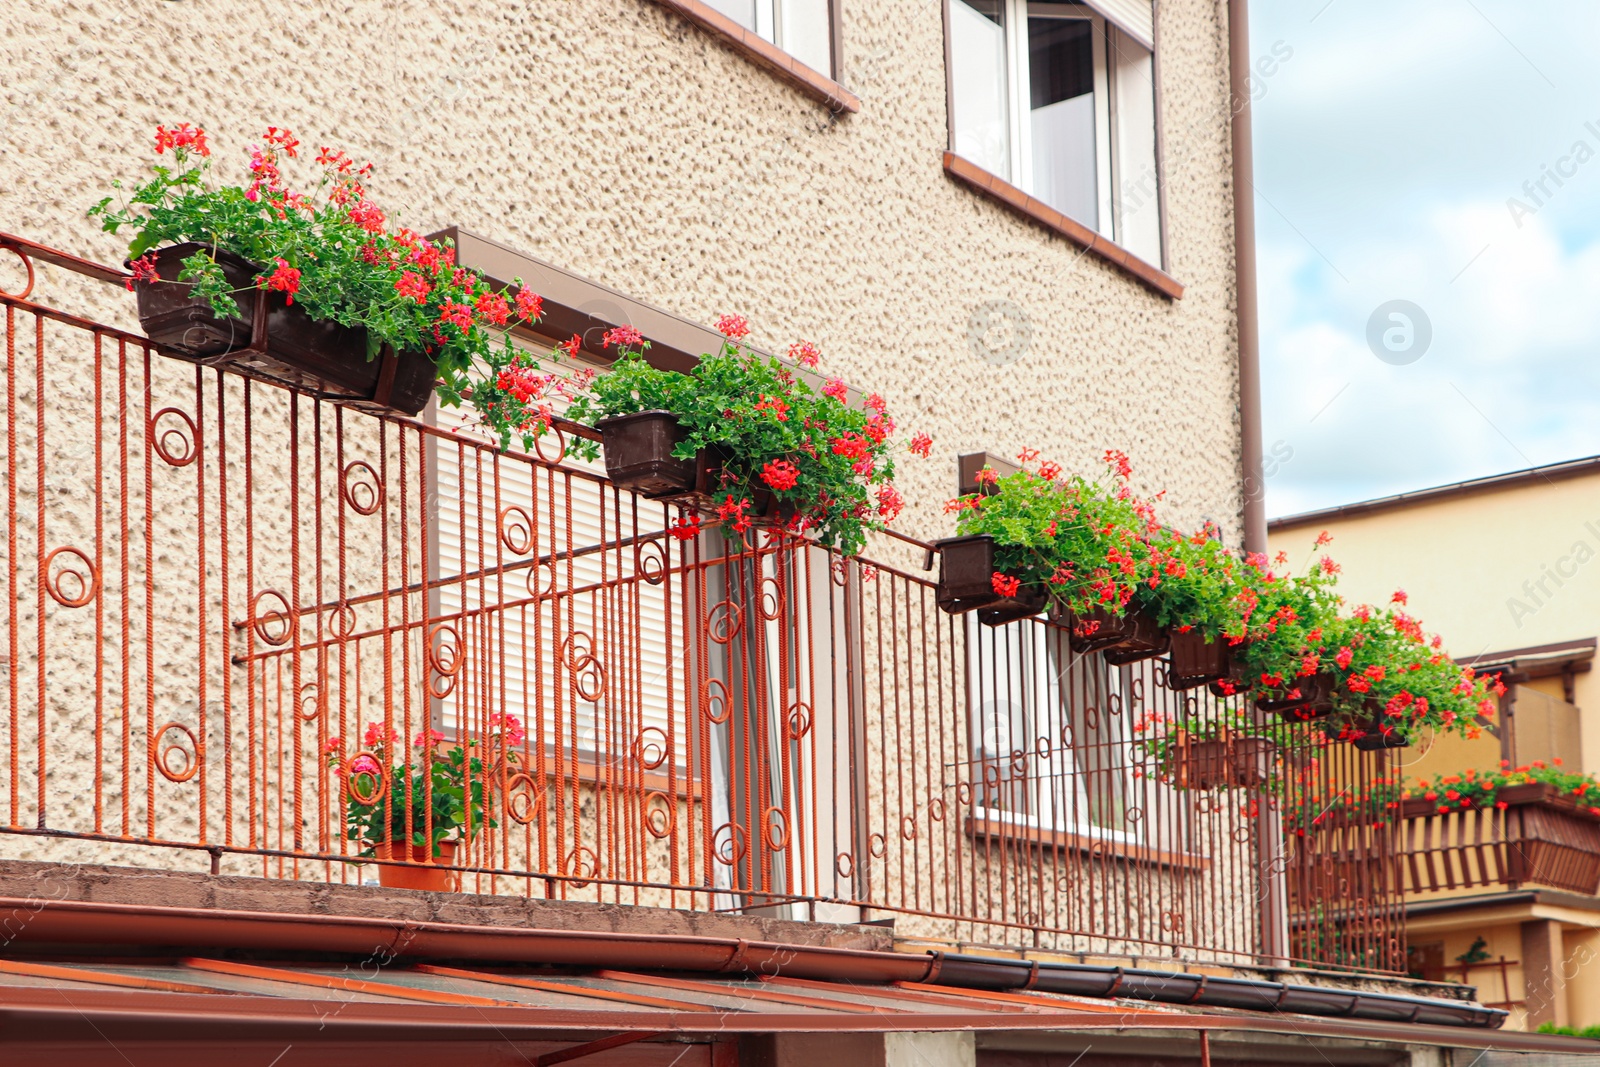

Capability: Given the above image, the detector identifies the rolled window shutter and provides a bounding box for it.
[1084,0,1153,50]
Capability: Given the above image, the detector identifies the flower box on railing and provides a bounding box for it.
[136,243,439,415]
[1399,782,1600,895]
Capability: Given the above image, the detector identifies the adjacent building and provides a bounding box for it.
[1271,456,1600,1033]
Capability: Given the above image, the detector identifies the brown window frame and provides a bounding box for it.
[939,0,1182,300]
[650,0,860,114]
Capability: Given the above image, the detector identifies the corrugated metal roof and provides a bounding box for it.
[0,955,1596,1056]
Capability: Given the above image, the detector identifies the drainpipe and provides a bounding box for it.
[1227,0,1288,969]
[1230,0,1266,557]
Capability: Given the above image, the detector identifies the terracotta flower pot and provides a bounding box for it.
[1164,736,1275,790]
[1256,672,1338,720]
[133,243,437,416]
[370,838,460,893]
[1165,629,1231,689]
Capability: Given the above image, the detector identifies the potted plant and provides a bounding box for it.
[1137,706,1277,790]
[326,721,505,892]
[565,321,928,557]
[939,449,1167,642]
[1139,526,1253,689]
[1220,540,1343,718]
[1315,592,1504,748]
[93,124,568,436]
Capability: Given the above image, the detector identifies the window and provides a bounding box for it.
[702,0,834,77]
[968,616,1140,840]
[948,0,1163,265]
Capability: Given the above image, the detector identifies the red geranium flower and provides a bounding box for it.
[715,314,750,341]
[260,258,301,304]
[761,459,801,491]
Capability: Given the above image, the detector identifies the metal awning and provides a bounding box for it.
[1,955,1598,1062]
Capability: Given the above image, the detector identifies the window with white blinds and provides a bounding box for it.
[429,345,681,766]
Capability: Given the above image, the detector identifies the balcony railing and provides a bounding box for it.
[0,233,1402,973]
[1402,783,1600,896]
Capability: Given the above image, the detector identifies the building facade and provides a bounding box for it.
[1,0,1592,1063]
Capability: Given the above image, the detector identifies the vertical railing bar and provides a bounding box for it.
[91,333,105,833]
[217,370,234,848]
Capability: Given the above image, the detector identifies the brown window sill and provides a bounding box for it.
[652,0,860,114]
[964,813,1210,873]
[942,152,1184,300]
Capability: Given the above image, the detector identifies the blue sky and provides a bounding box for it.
[1249,1,1600,517]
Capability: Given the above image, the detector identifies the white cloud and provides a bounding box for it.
[1251,0,1600,516]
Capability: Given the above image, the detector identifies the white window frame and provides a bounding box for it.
[966,615,1142,843]
[948,0,1162,260]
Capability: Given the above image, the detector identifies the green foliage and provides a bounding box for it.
[1538,1023,1600,1040]
[1404,760,1600,815]
[945,450,1498,747]
[1456,936,1492,965]
[329,726,498,854]
[566,332,916,556]
[92,124,567,449]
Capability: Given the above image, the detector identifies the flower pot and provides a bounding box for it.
[595,410,729,501]
[1256,672,1338,720]
[751,486,800,525]
[133,243,437,416]
[1060,605,1167,663]
[976,587,1047,627]
[1165,629,1231,690]
[370,838,460,892]
[1347,701,1411,750]
[1164,736,1275,789]
[1207,674,1249,699]
[934,534,1002,615]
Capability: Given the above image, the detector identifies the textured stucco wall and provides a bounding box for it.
[0,0,1249,950]
[2,0,1244,544]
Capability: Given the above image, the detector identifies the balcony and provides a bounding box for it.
[1401,782,1600,897]
[0,232,1405,977]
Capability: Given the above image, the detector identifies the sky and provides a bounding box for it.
[1248,1,1600,518]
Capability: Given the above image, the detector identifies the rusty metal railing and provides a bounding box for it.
[0,233,1402,972]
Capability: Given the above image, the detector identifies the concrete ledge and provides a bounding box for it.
[0,858,891,953]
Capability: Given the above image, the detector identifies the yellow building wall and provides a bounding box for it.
[1269,473,1600,778]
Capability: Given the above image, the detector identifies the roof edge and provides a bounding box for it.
[1269,454,1600,531]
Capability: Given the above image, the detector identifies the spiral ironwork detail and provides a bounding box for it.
[153,722,200,784]
[42,546,98,608]
[149,407,199,467]
[340,460,384,516]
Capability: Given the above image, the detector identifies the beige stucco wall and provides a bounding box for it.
[0,0,1257,965]
[2,0,1245,544]
[1269,473,1600,779]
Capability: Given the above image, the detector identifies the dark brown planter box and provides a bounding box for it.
[1256,672,1338,720]
[1166,629,1231,690]
[976,587,1047,627]
[934,534,1041,624]
[1349,703,1411,750]
[597,410,705,498]
[1057,605,1168,663]
[1163,736,1274,790]
[133,243,436,416]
